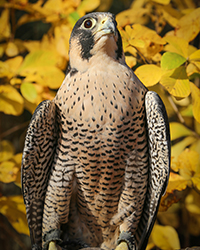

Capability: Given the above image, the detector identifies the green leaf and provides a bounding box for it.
[20,82,37,103]
[161,52,187,70]
[68,11,80,23]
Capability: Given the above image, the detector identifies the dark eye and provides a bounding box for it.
[84,19,93,29]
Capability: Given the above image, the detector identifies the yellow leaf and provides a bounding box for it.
[23,66,64,89]
[96,0,113,12]
[189,49,200,61]
[152,0,170,4]
[160,66,190,98]
[135,64,163,87]
[17,50,65,88]
[124,46,137,57]
[34,0,74,23]
[12,0,28,4]
[10,77,22,85]
[23,40,41,52]
[0,9,11,39]
[171,136,197,163]
[170,122,193,141]
[24,99,39,114]
[0,140,14,162]
[186,63,200,76]
[192,175,200,191]
[129,38,145,48]
[0,44,5,57]
[43,0,65,12]
[178,149,199,179]
[12,153,22,188]
[0,85,24,115]
[161,7,179,28]
[185,192,200,215]
[54,25,71,60]
[195,120,200,136]
[152,52,162,62]
[77,0,100,16]
[6,56,23,72]
[0,161,19,183]
[164,36,188,58]
[167,172,188,193]
[18,50,58,73]
[190,82,200,123]
[5,42,19,57]
[20,82,38,103]
[125,55,136,69]
[42,89,56,101]
[151,225,180,250]
[131,24,165,45]
[116,8,148,27]
[190,138,200,155]
[42,67,65,89]
[120,24,165,59]
[146,243,155,250]
[175,8,200,42]
[172,95,190,106]
[130,0,146,8]
[0,196,29,235]
[192,61,200,73]
[0,56,23,79]
[188,45,198,56]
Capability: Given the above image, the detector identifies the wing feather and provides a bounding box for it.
[136,91,170,250]
[21,100,58,249]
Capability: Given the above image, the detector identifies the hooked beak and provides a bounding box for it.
[94,16,117,37]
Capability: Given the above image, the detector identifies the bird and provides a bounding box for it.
[21,12,170,250]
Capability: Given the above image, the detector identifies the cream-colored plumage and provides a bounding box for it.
[21,12,170,250]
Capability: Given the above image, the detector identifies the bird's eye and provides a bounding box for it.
[83,19,93,29]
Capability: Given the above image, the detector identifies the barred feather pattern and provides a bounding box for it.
[135,91,170,250]
[41,66,149,250]
[21,101,58,247]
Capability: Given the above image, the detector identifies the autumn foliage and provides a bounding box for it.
[0,0,200,249]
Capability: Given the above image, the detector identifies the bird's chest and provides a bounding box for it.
[58,111,147,244]
[57,90,147,199]
[54,70,148,233]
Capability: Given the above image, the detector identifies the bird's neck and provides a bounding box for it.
[69,36,126,73]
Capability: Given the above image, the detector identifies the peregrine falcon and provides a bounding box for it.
[21,12,170,250]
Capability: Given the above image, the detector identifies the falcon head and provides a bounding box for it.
[69,12,125,72]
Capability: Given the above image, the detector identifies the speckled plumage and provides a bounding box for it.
[21,12,170,250]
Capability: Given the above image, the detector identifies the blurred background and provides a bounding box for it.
[0,0,200,249]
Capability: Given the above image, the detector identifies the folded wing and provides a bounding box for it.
[21,100,58,249]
